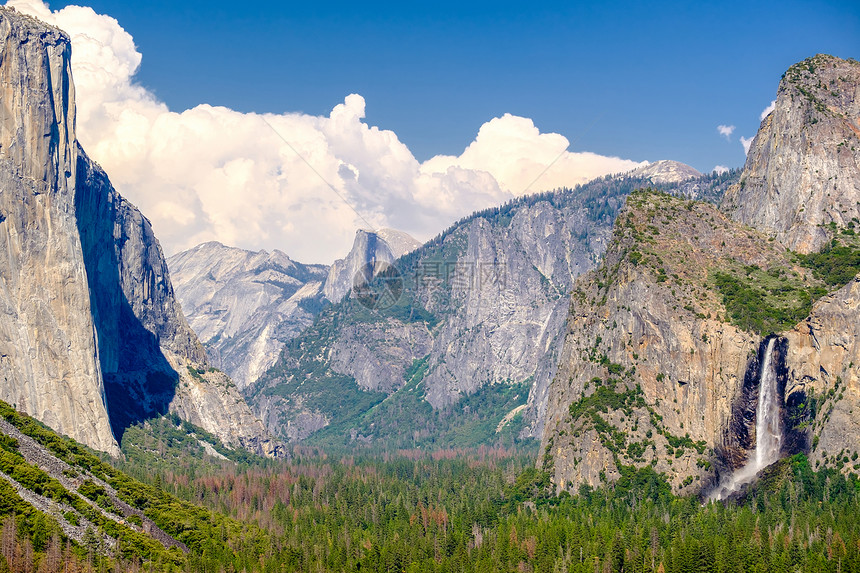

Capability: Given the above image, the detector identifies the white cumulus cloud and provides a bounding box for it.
[740,136,755,155]
[717,124,735,140]
[760,100,776,120]
[713,165,729,175]
[8,0,644,263]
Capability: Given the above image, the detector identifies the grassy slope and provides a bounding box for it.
[0,399,275,572]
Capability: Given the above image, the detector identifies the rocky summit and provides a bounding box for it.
[323,228,421,304]
[0,8,280,458]
[722,54,860,254]
[626,160,703,185]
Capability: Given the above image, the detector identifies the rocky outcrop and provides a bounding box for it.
[168,242,328,389]
[0,8,280,458]
[540,191,813,492]
[324,229,419,303]
[722,54,860,254]
[331,321,433,393]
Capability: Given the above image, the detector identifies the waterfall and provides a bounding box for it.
[713,338,783,499]
[754,338,782,469]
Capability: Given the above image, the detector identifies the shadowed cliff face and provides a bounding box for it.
[0,7,281,458]
[74,148,203,442]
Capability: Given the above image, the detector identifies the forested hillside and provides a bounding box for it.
[2,400,859,573]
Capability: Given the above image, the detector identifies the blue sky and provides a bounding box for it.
[55,0,858,171]
[17,0,858,262]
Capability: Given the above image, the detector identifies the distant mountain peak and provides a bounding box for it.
[167,242,328,389]
[626,160,702,184]
[324,228,420,303]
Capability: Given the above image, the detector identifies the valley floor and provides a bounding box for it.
[115,433,860,573]
[2,404,860,573]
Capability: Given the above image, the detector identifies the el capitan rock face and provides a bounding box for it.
[722,54,860,254]
[0,10,118,455]
[0,7,280,457]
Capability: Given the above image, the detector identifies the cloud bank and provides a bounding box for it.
[8,0,644,263]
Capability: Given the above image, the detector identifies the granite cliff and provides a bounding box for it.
[722,54,860,254]
[0,8,280,457]
[784,276,860,471]
[539,191,817,492]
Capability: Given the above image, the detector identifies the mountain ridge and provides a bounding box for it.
[247,168,740,448]
[168,228,422,390]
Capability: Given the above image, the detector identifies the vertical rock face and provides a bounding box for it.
[419,202,604,413]
[168,242,328,389]
[784,278,860,468]
[722,55,860,254]
[0,8,280,458]
[0,11,118,455]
